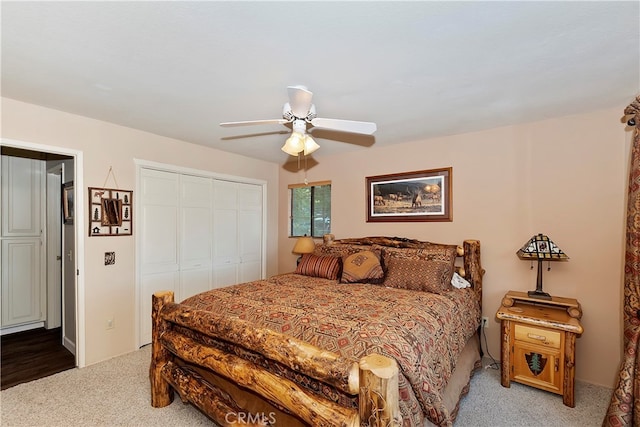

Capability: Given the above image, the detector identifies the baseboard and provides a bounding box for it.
[63,336,76,356]
[0,321,44,336]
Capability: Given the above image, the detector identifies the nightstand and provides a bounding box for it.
[495,290,583,407]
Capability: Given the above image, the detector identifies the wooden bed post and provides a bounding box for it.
[150,291,175,408]
[359,353,401,427]
[463,240,484,303]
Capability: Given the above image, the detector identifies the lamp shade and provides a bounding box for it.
[516,233,568,300]
[282,132,320,157]
[292,236,315,254]
[516,234,568,260]
[303,135,320,155]
[281,132,305,156]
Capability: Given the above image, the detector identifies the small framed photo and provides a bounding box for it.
[366,167,452,222]
[62,182,74,225]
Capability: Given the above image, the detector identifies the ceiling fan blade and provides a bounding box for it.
[287,85,313,118]
[310,118,377,135]
[220,119,288,127]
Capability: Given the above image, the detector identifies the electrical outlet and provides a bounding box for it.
[106,317,115,330]
[482,316,489,329]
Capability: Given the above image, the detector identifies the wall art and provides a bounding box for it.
[366,167,452,222]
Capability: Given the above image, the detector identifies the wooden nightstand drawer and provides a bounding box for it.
[515,324,560,349]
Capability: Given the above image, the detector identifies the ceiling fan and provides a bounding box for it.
[220,85,377,156]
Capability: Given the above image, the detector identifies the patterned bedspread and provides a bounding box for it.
[180,273,481,427]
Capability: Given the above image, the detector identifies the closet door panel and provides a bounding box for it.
[213,263,238,289]
[1,238,43,326]
[238,261,261,284]
[213,210,238,265]
[139,169,179,346]
[238,183,262,282]
[180,268,211,300]
[238,210,262,264]
[140,170,179,275]
[1,156,43,237]
[140,271,179,343]
[180,175,212,270]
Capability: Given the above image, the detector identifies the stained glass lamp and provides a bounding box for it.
[516,233,569,300]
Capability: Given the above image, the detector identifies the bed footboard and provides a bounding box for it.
[150,291,401,427]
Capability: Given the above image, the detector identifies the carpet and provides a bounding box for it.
[0,346,612,426]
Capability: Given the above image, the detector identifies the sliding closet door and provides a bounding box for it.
[212,180,263,287]
[139,169,179,344]
[212,180,239,288]
[237,182,262,283]
[179,175,212,299]
[138,167,264,346]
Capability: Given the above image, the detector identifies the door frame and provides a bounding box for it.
[1,138,86,367]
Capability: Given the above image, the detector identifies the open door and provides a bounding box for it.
[46,165,62,330]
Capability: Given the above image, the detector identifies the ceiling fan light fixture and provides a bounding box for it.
[303,135,320,155]
[281,132,305,155]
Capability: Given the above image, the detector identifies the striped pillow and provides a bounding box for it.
[295,254,342,280]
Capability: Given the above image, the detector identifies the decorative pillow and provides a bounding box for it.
[341,250,385,284]
[294,254,342,280]
[383,258,451,293]
[376,244,457,285]
[314,243,369,259]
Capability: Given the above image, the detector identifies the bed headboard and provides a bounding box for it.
[318,235,484,306]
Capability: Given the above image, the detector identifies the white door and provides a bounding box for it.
[1,156,45,330]
[213,180,239,288]
[213,181,263,286]
[179,175,212,299]
[46,165,62,330]
[237,183,262,283]
[139,169,179,345]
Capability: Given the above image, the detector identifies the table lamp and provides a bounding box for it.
[292,235,315,264]
[516,233,569,300]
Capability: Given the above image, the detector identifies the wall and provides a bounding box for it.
[1,97,280,366]
[279,107,628,388]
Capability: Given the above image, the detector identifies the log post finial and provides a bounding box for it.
[359,354,401,427]
[150,291,175,408]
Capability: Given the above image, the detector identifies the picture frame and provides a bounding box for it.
[366,167,452,222]
[62,182,74,225]
[88,187,133,236]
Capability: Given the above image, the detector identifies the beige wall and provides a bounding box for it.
[2,96,627,387]
[279,107,628,388]
[1,97,281,366]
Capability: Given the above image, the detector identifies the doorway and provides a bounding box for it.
[0,143,81,380]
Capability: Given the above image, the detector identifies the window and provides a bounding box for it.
[289,181,331,237]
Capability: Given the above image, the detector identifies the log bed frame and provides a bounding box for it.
[150,238,483,426]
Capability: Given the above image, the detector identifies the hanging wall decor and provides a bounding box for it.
[88,187,133,236]
[366,167,452,222]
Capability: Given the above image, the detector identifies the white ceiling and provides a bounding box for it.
[2,1,639,165]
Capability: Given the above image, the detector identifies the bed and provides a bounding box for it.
[150,236,484,426]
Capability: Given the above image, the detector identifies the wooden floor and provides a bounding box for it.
[1,327,75,390]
